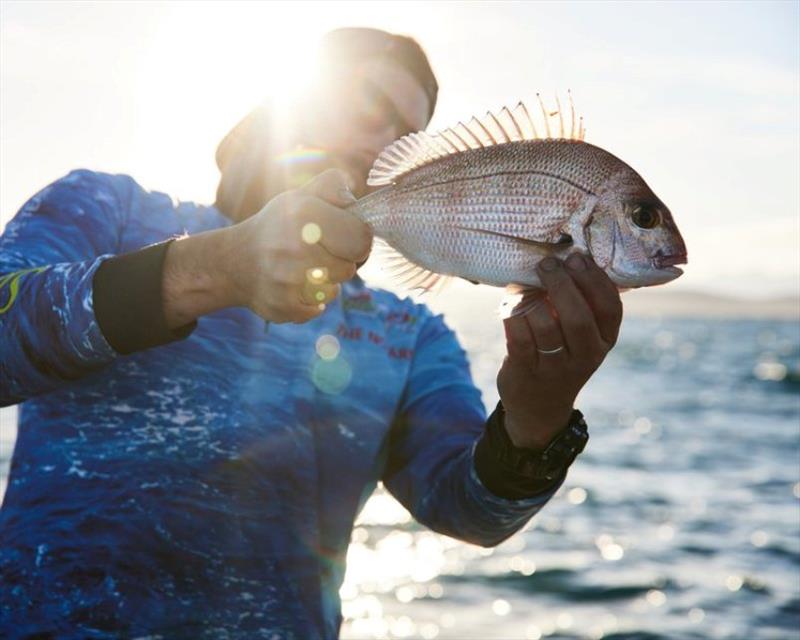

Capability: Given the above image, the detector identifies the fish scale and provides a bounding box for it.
[349,101,687,291]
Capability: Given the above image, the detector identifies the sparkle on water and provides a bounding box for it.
[646,589,667,607]
[657,523,675,541]
[750,530,769,547]
[491,599,511,616]
[566,487,587,505]
[525,625,542,640]
[726,575,744,592]
[555,612,573,629]
[688,607,706,623]
[508,556,536,576]
[753,360,788,381]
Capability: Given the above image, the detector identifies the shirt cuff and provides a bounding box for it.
[92,240,196,355]
[467,440,566,511]
[473,402,569,500]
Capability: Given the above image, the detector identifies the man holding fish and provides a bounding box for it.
[0,27,684,639]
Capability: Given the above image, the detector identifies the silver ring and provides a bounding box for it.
[537,345,565,355]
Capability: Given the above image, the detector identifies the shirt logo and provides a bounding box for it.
[341,291,376,314]
[0,266,48,314]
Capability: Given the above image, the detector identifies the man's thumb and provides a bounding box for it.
[300,169,357,207]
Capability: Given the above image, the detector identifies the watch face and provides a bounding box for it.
[520,455,565,480]
[542,457,567,478]
[516,416,588,480]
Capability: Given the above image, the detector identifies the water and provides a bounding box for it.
[2,315,798,639]
[337,315,800,640]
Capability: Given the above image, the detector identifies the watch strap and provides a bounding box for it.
[475,402,589,500]
[474,403,575,500]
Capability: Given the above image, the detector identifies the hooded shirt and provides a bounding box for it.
[0,169,562,639]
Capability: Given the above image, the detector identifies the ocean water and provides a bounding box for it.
[338,314,800,640]
[1,314,798,639]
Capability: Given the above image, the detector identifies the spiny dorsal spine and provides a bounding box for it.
[367,94,587,187]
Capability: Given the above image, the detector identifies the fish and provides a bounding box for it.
[347,96,687,294]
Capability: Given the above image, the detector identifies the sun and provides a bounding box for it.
[123,2,430,207]
[130,3,341,204]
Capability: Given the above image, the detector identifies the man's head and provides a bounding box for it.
[215,28,437,222]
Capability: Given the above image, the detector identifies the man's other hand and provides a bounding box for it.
[496,252,623,450]
[162,170,372,326]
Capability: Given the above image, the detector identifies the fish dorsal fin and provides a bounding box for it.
[367,93,586,187]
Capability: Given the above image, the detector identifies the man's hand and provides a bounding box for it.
[497,252,623,450]
[162,170,372,326]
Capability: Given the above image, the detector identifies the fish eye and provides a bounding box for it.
[630,203,661,229]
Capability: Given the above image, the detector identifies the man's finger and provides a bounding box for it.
[535,257,602,356]
[296,197,373,263]
[503,312,538,369]
[312,258,357,285]
[563,252,623,346]
[301,245,358,285]
[525,296,569,360]
[299,168,357,208]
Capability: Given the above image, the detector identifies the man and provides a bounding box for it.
[0,28,622,639]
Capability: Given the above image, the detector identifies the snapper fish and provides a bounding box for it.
[348,96,687,294]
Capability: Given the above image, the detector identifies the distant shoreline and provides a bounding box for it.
[621,288,800,320]
[414,280,800,322]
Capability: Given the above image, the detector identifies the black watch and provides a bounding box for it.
[491,403,589,481]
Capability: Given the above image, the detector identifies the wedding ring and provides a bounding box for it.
[537,345,566,355]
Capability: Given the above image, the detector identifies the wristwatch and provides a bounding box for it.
[488,403,589,481]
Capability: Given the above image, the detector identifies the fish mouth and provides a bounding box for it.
[655,265,683,281]
[645,253,687,283]
[652,253,688,270]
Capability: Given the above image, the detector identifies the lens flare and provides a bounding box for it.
[315,334,340,360]
[311,355,352,394]
[302,223,322,244]
[307,267,328,284]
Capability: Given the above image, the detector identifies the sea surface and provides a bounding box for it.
[336,312,800,640]
[1,313,799,639]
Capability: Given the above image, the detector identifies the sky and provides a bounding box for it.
[1,0,798,298]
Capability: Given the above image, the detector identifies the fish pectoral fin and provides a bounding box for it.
[501,286,548,318]
[454,225,573,252]
[374,239,451,294]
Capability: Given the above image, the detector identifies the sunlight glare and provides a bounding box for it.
[132,3,330,201]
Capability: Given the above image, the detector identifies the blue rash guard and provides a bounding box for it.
[0,169,563,639]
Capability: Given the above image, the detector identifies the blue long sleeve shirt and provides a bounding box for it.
[0,169,562,639]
